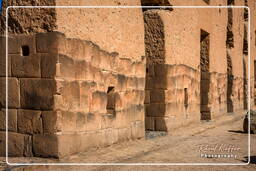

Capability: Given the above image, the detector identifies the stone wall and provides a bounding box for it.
[143,0,249,132]
[143,9,201,131]
[0,0,255,159]
[0,32,145,158]
[1,0,145,60]
[248,0,256,108]
[0,0,57,35]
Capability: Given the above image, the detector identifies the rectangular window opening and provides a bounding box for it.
[21,45,30,56]
[107,86,116,116]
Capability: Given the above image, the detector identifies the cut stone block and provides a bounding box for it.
[11,54,41,78]
[36,32,65,53]
[0,131,32,157]
[33,134,58,158]
[131,121,144,139]
[0,109,17,132]
[17,109,43,134]
[8,35,36,55]
[0,37,11,76]
[42,111,62,134]
[0,77,20,108]
[20,78,56,110]
[145,116,155,130]
[41,53,58,78]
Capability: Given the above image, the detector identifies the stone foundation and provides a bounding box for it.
[145,64,200,131]
[0,32,145,158]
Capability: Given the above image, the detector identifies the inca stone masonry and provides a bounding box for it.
[0,0,255,158]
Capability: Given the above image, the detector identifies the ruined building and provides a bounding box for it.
[0,0,255,158]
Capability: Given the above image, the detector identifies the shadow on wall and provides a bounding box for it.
[200,29,211,120]
[143,9,168,131]
[243,58,248,110]
[227,51,234,113]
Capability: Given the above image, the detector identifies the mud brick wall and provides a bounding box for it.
[0,0,57,35]
[0,32,146,158]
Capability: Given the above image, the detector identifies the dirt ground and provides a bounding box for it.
[1,111,255,171]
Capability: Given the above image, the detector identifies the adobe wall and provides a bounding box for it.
[143,0,249,132]
[0,32,145,158]
[1,0,145,60]
[248,0,256,108]
[0,0,254,158]
[55,0,145,60]
[144,9,201,131]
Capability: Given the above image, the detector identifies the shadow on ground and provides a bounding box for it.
[242,156,256,164]
[228,130,247,134]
